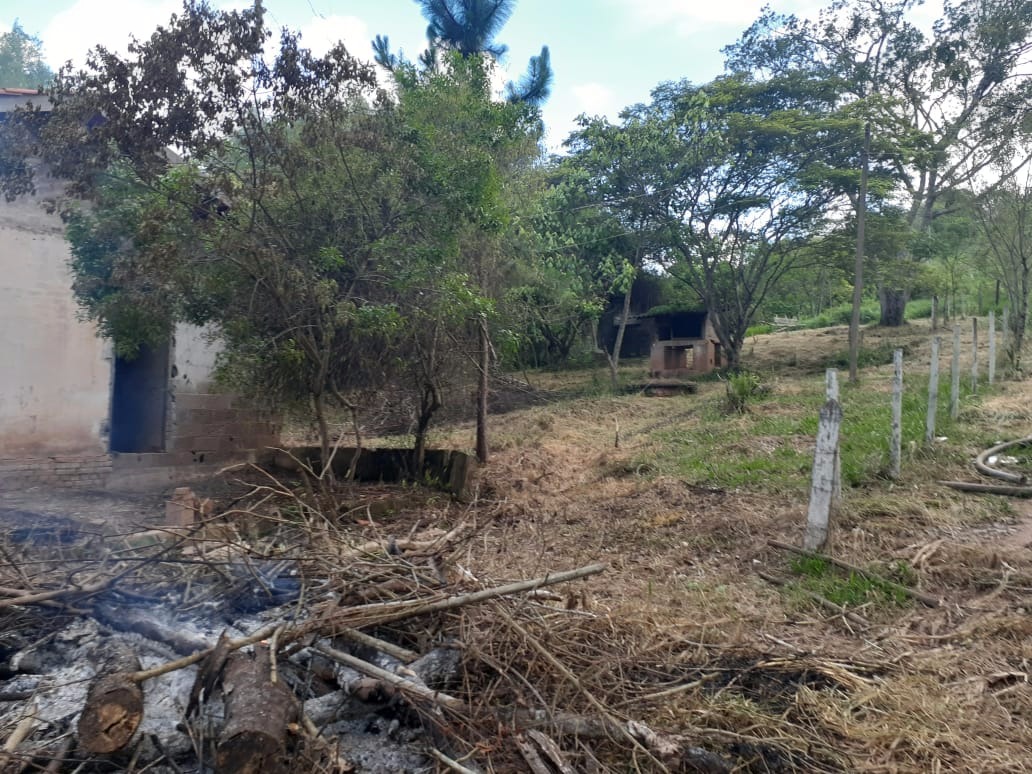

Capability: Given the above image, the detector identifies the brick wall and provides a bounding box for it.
[0,454,113,489]
[169,392,280,454]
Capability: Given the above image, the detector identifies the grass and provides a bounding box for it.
[788,555,911,607]
[793,298,935,330]
[637,350,980,493]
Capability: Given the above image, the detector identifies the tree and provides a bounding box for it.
[0,22,52,89]
[388,53,543,463]
[501,164,632,369]
[727,0,1032,328]
[972,165,1032,372]
[570,74,837,372]
[657,76,838,369]
[564,113,668,388]
[375,0,552,106]
[1,1,536,474]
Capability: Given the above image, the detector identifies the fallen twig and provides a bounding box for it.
[314,562,606,629]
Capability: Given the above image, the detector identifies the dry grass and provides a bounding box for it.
[420,318,1032,771]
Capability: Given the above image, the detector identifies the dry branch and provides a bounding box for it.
[312,643,466,712]
[0,701,37,769]
[525,730,576,774]
[0,575,109,610]
[130,622,281,684]
[767,539,940,607]
[336,627,419,663]
[314,562,605,629]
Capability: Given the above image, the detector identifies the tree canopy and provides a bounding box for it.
[0,22,52,89]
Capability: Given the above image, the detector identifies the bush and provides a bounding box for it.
[746,323,775,337]
[723,370,762,414]
[905,298,933,320]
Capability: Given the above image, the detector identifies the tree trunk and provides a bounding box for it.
[312,391,331,477]
[476,317,490,464]
[879,286,908,327]
[1012,294,1028,373]
[413,386,439,475]
[849,121,871,383]
[607,289,634,391]
[216,646,297,774]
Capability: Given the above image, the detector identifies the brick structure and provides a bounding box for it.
[0,90,280,490]
[647,310,722,377]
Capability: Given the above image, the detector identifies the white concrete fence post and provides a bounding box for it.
[951,324,961,421]
[971,317,979,392]
[825,369,842,505]
[890,349,903,479]
[805,383,844,551]
[926,337,940,444]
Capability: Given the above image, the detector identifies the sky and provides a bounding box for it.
[0,0,864,150]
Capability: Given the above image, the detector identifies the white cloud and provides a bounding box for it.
[606,0,824,36]
[608,0,945,38]
[297,14,371,60]
[42,0,180,68]
[571,82,617,118]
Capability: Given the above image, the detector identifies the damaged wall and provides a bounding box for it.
[0,169,113,485]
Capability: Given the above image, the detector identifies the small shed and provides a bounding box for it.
[645,308,721,377]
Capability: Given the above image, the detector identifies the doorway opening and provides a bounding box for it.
[109,342,169,453]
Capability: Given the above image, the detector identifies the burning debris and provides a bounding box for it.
[2,478,730,774]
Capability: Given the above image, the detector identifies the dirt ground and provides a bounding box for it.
[4,319,1031,772]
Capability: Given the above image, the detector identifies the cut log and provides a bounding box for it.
[77,645,144,755]
[216,646,297,774]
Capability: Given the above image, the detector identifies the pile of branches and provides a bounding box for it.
[0,474,759,774]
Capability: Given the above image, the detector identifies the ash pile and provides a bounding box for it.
[1,480,709,774]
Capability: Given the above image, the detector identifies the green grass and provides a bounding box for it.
[794,298,935,330]
[636,356,979,493]
[788,556,911,608]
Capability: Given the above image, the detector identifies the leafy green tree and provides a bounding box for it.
[1,1,538,472]
[972,167,1032,371]
[564,113,670,387]
[570,74,837,371]
[728,0,1032,329]
[0,22,52,89]
[502,164,632,368]
[374,0,552,106]
[388,52,543,462]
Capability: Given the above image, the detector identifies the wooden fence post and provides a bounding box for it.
[826,369,842,505]
[988,311,996,385]
[926,337,940,443]
[890,349,903,479]
[971,317,979,392]
[805,397,844,551]
[951,324,961,421]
